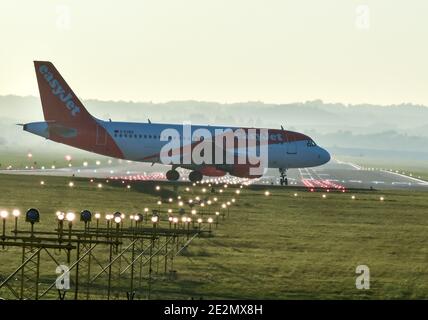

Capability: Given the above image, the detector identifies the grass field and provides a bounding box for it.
[0,174,427,299]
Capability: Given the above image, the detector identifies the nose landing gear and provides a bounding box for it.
[279,168,288,186]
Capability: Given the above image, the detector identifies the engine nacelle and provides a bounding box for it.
[229,164,263,178]
[199,166,227,177]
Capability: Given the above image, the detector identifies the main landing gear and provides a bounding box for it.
[188,171,203,183]
[166,169,180,181]
[279,168,288,186]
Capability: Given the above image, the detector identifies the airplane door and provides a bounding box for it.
[286,132,297,154]
[96,124,107,146]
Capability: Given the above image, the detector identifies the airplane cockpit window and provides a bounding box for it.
[307,140,317,147]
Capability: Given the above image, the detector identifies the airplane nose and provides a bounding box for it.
[320,148,330,164]
[316,147,330,165]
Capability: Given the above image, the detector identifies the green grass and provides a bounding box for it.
[0,174,427,299]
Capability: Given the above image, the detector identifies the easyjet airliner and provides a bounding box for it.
[23,61,330,184]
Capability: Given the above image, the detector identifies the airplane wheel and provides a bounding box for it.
[189,171,203,183]
[166,169,180,181]
[280,178,284,186]
[284,178,288,186]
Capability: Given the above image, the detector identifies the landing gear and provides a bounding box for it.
[189,170,203,183]
[166,169,180,181]
[279,168,288,186]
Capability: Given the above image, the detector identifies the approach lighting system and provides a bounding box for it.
[25,208,40,223]
[80,210,92,222]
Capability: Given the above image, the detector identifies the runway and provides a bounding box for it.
[1,158,427,191]
[262,159,428,190]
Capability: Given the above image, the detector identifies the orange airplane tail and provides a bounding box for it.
[32,61,124,158]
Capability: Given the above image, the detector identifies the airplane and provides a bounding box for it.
[23,61,330,185]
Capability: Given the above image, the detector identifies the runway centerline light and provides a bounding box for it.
[380,196,385,201]
[351,195,356,200]
[68,182,74,187]
[264,191,270,196]
[322,194,327,199]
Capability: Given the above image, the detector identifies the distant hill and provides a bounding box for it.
[1,95,427,159]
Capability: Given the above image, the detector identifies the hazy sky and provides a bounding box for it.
[1,0,427,105]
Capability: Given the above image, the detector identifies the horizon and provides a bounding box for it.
[1,93,428,109]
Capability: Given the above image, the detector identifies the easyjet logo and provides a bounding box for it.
[39,65,80,116]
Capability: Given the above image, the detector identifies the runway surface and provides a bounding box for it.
[1,158,427,191]
[262,159,428,190]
